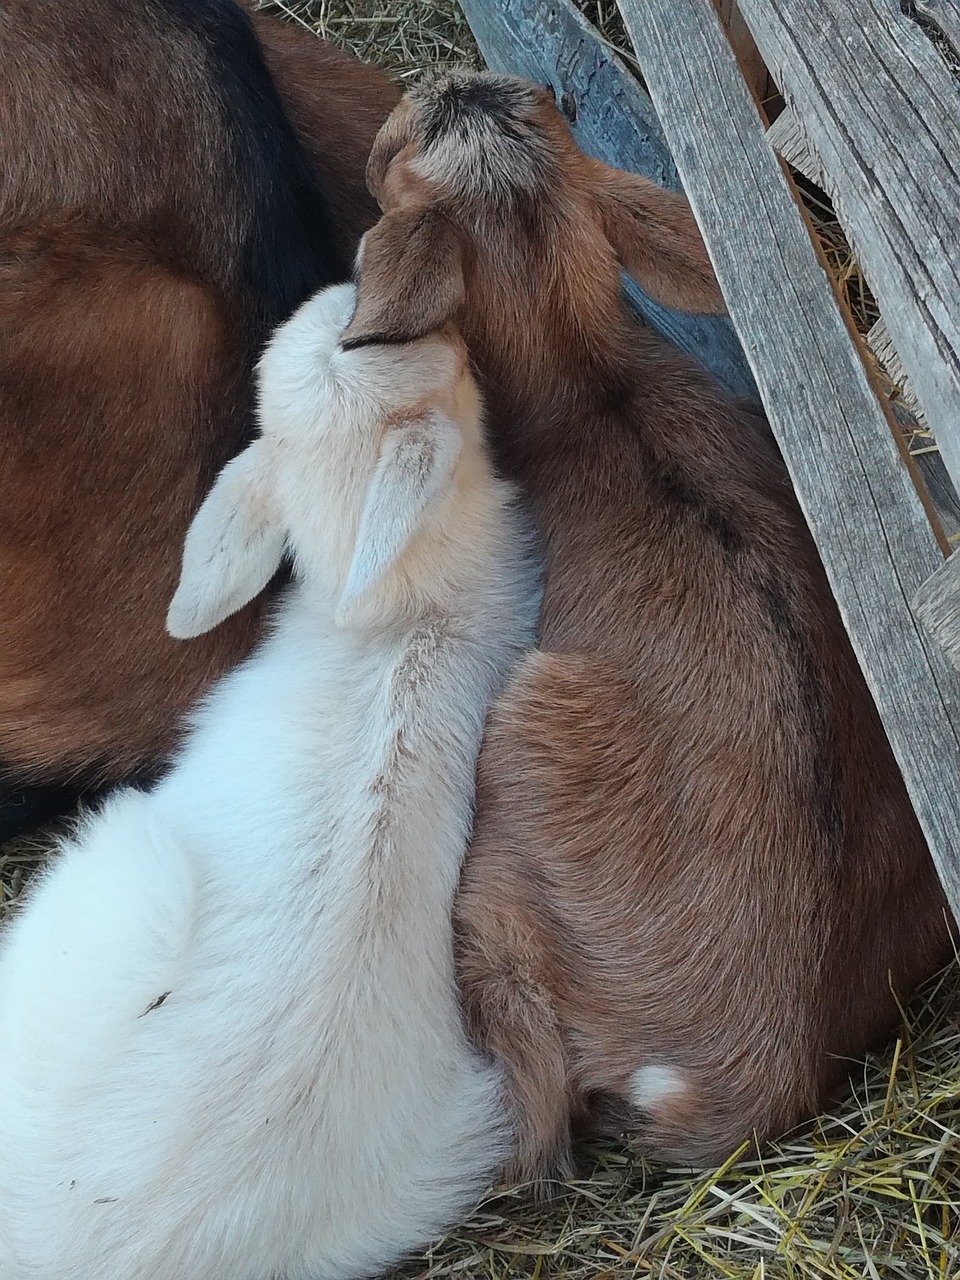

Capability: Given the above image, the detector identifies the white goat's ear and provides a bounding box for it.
[338,411,461,623]
[167,439,284,639]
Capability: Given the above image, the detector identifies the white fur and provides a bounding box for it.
[629,1065,687,1110]
[0,282,542,1280]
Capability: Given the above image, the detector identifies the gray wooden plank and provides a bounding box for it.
[913,0,960,56]
[733,0,960,504]
[910,449,960,540]
[915,551,960,667]
[869,318,926,425]
[887,399,960,540]
[615,0,960,918]
[767,111,960,541]
[885,399,960,540]
[456,0,758,404]
[766,107,825,187]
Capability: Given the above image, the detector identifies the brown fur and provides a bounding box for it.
[346,72,953,1184]
[0,2,397,815]
[0,232,264,778]
[0,2,234,283]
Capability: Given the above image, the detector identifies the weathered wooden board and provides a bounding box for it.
[911,450,960,541]
[733,0,960,502]
[615,0,960,918]
[766,107,960,545]
[915,552,960,669]
[869,318,926,424]
[456,0,758,403]
[765,107,825,188]
[913,0,960,55]
[739,0,960,660]
[885,399,960,540]
[767,113,935,434]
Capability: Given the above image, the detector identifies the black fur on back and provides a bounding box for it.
[162,0,347,337]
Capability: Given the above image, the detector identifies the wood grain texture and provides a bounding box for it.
[734,0,960,500]
[887,399,960,540]
[913,0,960,54]
[615,0,960,918]
[765,106,824,186]
[767,111,960,538]
[456,0,758,403]
[911,449,960,539]
[915,552,960,668]
[869,318,926,424]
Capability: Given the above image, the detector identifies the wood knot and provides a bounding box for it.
[559,91,577,123]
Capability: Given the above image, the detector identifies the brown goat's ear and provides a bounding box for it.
[342,208,465,349]
[593,163,726,315]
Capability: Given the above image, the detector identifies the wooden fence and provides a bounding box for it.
[457,0,960,921]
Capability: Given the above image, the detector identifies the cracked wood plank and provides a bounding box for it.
[914,0,960,56]
[915,554,960,669]
[907,446,960,541]
[868,318,926,424]
[739,0,960,661]
[733,0,960,502]
[750,1,960,661]
[615,0,960,918]
[765,106,824,187]
[456,0,758,403]
[766,107,960,547]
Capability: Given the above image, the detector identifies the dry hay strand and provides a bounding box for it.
[0,832,50,920]
[576,1,644,76]
[254,0,480,83]
[399,964,960,1280]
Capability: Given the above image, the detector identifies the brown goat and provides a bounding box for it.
[0,0,398,839]
[343,72,953,1182]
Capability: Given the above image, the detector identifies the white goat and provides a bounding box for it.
[0,282,541,1280]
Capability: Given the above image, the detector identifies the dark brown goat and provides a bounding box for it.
[343,72,953,1182]
[0,0,398,839]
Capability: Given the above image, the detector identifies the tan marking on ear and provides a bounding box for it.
[365,98,420,203]
[379,152,436,210]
